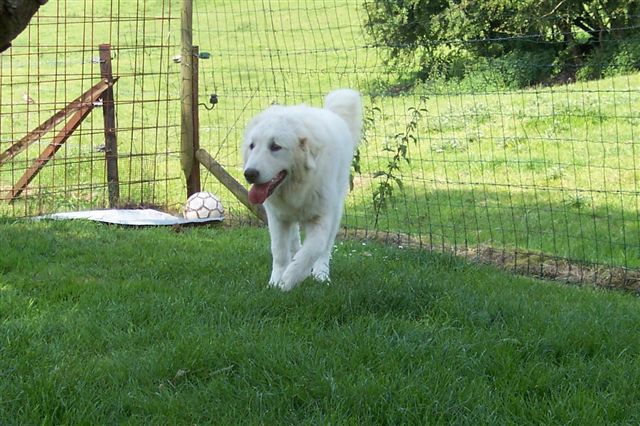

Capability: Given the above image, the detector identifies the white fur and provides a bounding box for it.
[242,89,362,291]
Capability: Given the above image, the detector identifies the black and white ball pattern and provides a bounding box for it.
[183,191,224,220]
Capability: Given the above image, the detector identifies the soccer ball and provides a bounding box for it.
[183,191,224,220]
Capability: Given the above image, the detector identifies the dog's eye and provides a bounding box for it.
[249,142,255,150]
[270,142,282,152]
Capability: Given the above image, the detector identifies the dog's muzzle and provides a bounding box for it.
[244,168,260,184]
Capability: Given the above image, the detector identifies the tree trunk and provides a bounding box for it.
[0,0,48,52]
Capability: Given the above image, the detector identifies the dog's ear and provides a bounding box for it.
[299,138,316,170]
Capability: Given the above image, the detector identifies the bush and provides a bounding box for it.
[363,0,640,88]
[577,39,640,81]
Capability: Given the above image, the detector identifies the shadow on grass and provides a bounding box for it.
[344,185,640,291]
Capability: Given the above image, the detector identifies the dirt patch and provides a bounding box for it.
[340,228,640,293]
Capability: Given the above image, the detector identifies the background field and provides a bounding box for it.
[0,1,638,278]
[2,219,640,424]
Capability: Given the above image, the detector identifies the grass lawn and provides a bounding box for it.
[2,219,640,424]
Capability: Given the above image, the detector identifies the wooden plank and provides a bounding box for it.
[186,45,201,196]
[99,43,120,207]
[0,79,110,166]
[195,148,267,224]
[7,106,93,202]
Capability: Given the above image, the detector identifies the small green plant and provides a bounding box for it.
[565,193,590,209]
[431,138,467,153]
[546,165,566,181]
[350,106,380,192]
[372,98,427,227]
[500,136,528,150]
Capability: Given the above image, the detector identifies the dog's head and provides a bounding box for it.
[242,107,316,204]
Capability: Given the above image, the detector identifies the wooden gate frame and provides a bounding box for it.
[1,44,119,206]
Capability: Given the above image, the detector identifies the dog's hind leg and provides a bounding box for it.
[310,217,338,283]
[311,204,343,283]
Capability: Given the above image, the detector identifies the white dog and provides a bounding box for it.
[242,89,362,291]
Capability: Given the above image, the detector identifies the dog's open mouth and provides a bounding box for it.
[248,170,287,204]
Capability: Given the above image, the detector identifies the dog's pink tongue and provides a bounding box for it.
[248,183,270,204]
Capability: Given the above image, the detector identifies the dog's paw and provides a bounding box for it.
[268,274,291,291]
[279,266,309,292]
[269,268,285,287]
[279,273,300,292]
[278,281,296,292]
[311,268,330,283]
[268,278,281,288]
[311,259,330,283]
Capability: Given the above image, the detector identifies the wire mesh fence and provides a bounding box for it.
[192,1,639,287]
[0,0,181,216]
[1,1,638,288]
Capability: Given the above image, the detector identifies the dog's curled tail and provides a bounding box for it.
[324,89,363,147]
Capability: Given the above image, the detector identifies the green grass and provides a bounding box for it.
[1,1,638,270]
[2,220,640,424]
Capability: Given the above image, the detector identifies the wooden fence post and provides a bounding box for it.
[181,0,200,197]
[186,45,201,195]
[99,43,120,207]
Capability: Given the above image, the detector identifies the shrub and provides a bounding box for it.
[363,0,640,88]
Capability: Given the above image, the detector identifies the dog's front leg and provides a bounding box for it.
[279,219,329,291]
[267,218,297,287]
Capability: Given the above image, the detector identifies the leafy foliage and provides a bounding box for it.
[363,0,640,87]
[371,98,427,227]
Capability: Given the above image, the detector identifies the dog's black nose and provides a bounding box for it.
[244,168,260,183]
